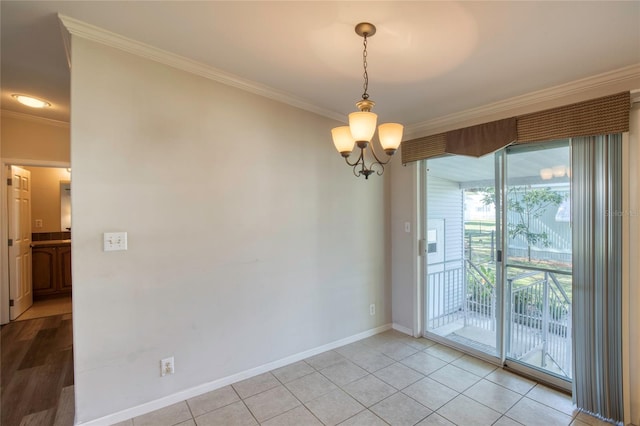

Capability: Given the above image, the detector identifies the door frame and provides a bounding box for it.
[421,155,505,367]
[420,144,574,391]
[501,142,572,391]
[0,158,70,324]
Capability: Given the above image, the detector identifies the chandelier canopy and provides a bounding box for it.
[331,22,403,179]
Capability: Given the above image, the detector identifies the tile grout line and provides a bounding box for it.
[390,343,533,425]
[522,383,580,420]
[239,396,261,425]
[271,364,322,425]
[398,352,503,422]
[183,397,196,424]
[338,341,434,425]
[299,355,365,425]
[292,348,395,425]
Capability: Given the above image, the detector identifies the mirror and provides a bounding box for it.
[60,181,71,231]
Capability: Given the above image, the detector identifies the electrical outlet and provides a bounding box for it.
[160,356,174,377]
[369,303,376,316]
[35,219,43,228]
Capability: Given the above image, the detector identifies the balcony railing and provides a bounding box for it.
[507,264,572,378]
[426,261,572,379]
[465,260,496,331]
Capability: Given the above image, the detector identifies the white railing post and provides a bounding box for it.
[541,272,550,368]
[491,288,496,332]
[566,304,572,377]
[506,277,513,358]
[463,263,469,327]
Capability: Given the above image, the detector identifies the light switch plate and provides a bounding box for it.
[104,232,127,251]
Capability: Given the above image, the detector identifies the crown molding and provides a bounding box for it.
[1,109,70,128]
[406,64,640,139]
[55,14,639,136]
[57,14,345,123]
[58,14,72,70]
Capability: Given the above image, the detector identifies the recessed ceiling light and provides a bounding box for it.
[11,94,51,108]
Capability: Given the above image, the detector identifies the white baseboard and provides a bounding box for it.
[392,323,415,337]
[77,323,392,425]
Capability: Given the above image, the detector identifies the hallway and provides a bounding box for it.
[1,313,74,425]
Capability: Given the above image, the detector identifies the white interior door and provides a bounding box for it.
[8,165,32,320]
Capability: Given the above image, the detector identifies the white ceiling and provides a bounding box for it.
[427,142,570,185]
[2,1,639,127]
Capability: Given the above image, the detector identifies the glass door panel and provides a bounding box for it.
[504,142,573,382]
[425,154,499,358]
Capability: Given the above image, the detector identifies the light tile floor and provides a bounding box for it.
[15,295,72,321]
[113,330,612,426]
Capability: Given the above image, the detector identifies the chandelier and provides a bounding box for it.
[331,22,403,179]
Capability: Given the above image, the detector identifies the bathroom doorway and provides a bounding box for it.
[2,162,72,323]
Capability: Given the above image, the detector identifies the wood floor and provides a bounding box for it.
[1,313,75,426]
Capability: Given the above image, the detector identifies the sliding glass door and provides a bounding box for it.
[503,142,572,383]
[424,141,572,386]
[425,153,500,358]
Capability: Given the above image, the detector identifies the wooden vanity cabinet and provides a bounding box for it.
[57,245,72,292]
[32,243,72,299]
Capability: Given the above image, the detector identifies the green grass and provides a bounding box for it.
[465,220,496,234]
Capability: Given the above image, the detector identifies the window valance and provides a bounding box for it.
[401,91,631,164]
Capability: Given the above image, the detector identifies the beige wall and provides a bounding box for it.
[24,166,71,233]
[389,157,418,334]
[71,38,390,423]
[1,112,70,163]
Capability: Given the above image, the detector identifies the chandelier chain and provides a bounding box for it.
[362,34,369,100]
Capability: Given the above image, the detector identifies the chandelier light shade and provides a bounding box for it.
[331,22,404,179]
[552,165,566,177]
[539,168,553,180]
[378,123,403,154]
[348,111,378,143]
[331,126,355,156]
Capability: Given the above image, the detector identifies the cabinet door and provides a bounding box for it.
[57,246,72,292]
[32,247,57,297]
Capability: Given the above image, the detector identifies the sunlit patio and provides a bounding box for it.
[427,261,572,380]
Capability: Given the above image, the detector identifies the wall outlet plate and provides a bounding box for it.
[104,232,127,251]
[160,356,174,377]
